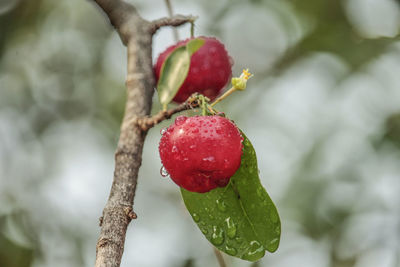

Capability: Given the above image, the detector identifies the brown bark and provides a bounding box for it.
[91,1,195,266]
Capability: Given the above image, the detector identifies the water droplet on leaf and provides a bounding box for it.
[225,217,237,239]
[225,245,237,256]
[216,199,227,212]
[211,226,225,246]
[192,213,200,222]
[235,237,243,244]
[271,212,278,223]
[267,238,279,251]
[256,187,264,199]
[243,241,265,261]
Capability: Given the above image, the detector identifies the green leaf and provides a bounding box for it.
[181,132,281,262]
[157,38,205,108]
[186,38,205,56]
[157,46,190,108]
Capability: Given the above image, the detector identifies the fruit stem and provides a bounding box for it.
[210,69,253,107]
[210,86,236,107]
[199,94,208,116]
[190,21,195,38]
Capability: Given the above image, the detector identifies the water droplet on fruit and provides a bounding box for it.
[160,166,169,177]
[225,246,237,256]
[189,144,196,150]
[225,217,237,239]
[216,199,227,212]
[192,213,200,222]
[202,156,215,162]
[243,241,264,261]
[160,128,167,135]
[223,159,230,168]
[172,145,178,153]
[211,226,225,245]
[175,116,187,125]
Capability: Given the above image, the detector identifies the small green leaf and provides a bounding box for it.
[186,38,205,55]
[181,132,281,262]
[157,46,190,108]
[157,38,205,108]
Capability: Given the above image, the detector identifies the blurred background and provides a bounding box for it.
[1,0,400,266]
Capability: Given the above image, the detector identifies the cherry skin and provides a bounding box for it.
[159,115,243,193]
[154,36,233,103]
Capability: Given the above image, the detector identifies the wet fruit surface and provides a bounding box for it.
[159,115,243,192]
[154,37,233,103]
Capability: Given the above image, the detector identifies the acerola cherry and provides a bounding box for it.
[154,37,233,103]
[159,115,243,193]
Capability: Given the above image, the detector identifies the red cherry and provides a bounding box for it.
[159,115,243,193]
[154,36,233,103]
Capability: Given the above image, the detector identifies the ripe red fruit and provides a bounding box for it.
[159,115,243,193]
[154,37,233,103]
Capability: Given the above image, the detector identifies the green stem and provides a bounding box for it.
[190,21,195,38]
[199,95,207,116]
[201,101,207,116]
[211,87,236,107]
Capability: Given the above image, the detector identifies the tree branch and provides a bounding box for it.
[135,93,200,131]
[150,14,197,35]
[92,0,142,45]
[91,1,194,267]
